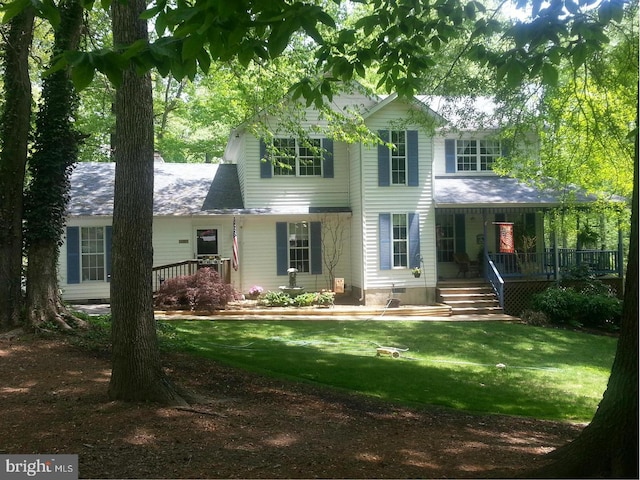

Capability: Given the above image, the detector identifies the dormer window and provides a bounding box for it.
[445,138,502,173]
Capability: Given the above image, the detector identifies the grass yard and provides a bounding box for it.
[170,319,617,422]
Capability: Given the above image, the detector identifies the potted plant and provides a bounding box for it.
[247,285,263,300]
[411,267,422,278]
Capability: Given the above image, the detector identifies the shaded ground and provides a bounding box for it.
[0,335,585,479]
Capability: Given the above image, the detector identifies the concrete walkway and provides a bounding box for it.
[70,303,518,322]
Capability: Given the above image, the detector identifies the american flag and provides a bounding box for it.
[232,217,239,271]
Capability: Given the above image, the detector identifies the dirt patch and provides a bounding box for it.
[0,335,584,479]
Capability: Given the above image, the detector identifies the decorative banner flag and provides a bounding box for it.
[232,217,239,271]
[497,222,515,253]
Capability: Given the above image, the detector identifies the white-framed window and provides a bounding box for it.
[273,138,322,176]
[392,213,408,267]
[81,226,106,281]
[456,139,501,172]
[288,222,310,272]
[390,130,407,185]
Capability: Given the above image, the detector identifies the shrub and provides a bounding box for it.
[259,290,336,308]
[260,290,293,307]
[520,309,548,327]
[293,292,317,307]
[154,268,236,311]
[316,291,336,306]
[530,284,622,329]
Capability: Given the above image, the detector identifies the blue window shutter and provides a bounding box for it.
[407,130,419,186]
[276,222,288,275]
[409,213,420,268]
[260,140,272,178]
[379,213,391,270]
[310,222,322,274]
[445,139,456,173]
[66,226,80,284]
[105,226,112,282]
[378,130,390,186]
[322,138,334,178]
[455,214,466,253]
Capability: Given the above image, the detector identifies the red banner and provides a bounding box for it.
[497,223,514,253]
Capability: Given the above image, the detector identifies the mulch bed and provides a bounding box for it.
[0,335,585,479]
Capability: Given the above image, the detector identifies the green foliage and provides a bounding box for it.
[259,290,335,307]
[154,268,237,311]
[260,291,294,307]
[23,0,84,250]
[531,277,622,329]
[172,320,617,422]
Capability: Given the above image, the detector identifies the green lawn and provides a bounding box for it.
[170,319,617,422]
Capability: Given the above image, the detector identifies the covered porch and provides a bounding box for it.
[433,175,626,314]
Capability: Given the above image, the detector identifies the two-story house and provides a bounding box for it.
[59,89,624,312]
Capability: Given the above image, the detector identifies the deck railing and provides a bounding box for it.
[489,248,620,279]
[151,258,232,292]
[152,260,199,292]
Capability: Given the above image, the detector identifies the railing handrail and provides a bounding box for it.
[152,259,199,272]
[485,253,505,309]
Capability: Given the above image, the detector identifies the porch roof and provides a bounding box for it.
[433,175,601,211]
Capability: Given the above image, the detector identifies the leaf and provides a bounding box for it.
[1,0,31,24]
[542,63,558,86]
[181,34,201,60]
[71,61,96,91]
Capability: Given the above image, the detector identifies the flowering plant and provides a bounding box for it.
[248,285,264,296]
[411,267,422,277]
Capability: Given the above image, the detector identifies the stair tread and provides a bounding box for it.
[438,281,502,315]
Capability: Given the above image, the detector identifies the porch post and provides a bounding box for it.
[553,212,560,282]
[482,210,488,279]
[618,219,625,279]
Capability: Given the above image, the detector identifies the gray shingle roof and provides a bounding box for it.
[67,162,244,216]
[434,175,601,208]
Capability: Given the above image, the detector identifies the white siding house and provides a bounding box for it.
[60,90,621,308]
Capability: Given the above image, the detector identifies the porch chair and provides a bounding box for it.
[453,252,478,278]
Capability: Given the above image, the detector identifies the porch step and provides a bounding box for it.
[437,282,503,315]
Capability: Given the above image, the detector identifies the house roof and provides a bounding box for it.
[433,175,604,210]
[67,162,351,216]
[67,162,244,216]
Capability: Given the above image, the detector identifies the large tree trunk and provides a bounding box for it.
[24,0,85,332]
[0,9,35,330]
[108,0,186,405]
[25,244,86,331]
[528,120,639,478]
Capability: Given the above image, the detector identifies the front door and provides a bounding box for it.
[196,228,218,262]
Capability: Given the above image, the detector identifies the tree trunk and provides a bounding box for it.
[528,119,639,478]
[24,0,85,332]
[25,243,86,331]
[108,0,186,405]
[0,9,35,330]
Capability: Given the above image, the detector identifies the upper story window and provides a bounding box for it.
[377,129,418,187]
[445,138,502,173]
[272,138,322,176]
[390,130,407,185]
